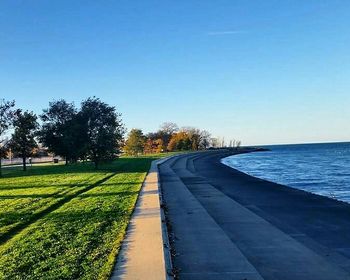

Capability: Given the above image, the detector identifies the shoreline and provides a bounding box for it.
[221,147,350,206]
[217,149,350,209]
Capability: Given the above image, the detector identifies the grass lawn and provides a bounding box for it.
[0,154,170,280]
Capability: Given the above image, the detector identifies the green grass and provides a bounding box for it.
[0,155,168,280]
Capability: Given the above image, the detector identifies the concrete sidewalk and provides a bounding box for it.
[111,160,172,280]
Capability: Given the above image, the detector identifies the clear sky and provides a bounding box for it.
[1,0,350,145]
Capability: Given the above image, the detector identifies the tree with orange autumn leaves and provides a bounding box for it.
[123,122,212,155]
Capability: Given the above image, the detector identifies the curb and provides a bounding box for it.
[155,156,178,280]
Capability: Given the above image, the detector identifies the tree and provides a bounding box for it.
[199,130,211,149]
[38,100,79,164]
[167,127,211,151]
[144,136,163,154]
[124,129,146,156]
[143,138,154,154]
[185,127,201,150]
[210,137,219,148]
[0,99,15,177]
[80,97,124,169]
[158,122,179,152]
[167,136,177,152]
[160,122,178,135]
[167,131,191,151]
[182,127,211,150]
[154,138,164,153]
[10,110,39,171]
[63,113,89,162]
[236,140,242,149]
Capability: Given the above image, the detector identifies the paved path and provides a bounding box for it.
[159,151,350,280]
[112,160,170,280]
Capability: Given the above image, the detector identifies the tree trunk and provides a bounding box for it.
[23,157,27,171]
[65,157,68,165]
[0,157,2,177]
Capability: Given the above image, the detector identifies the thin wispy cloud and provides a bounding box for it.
[207,30,246,36]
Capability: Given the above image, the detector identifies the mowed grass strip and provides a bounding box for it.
[0,164,111,239]
[0,156,162,279]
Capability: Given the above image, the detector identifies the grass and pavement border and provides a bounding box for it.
[111,155,176,280]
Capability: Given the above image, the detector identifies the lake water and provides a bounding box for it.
[222,142,350,203]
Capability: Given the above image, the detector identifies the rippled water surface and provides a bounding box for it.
[222,142,350,203]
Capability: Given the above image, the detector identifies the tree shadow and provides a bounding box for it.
[1,157,158,179]
[0,190,141,279]
[0,173,118,245]
[0,181,144,191]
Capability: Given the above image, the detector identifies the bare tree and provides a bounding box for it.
[232,139,236,148]
[210,137,219,148]
[199,130,211,149]
[158,122,179,151]
[236,140,242,149]
[159,122,179,135]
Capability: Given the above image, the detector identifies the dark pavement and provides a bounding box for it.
[159,151,350,280]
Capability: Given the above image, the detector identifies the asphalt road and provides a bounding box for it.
[159,150,350,280]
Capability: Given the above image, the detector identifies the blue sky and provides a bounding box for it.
[1,0,350,145]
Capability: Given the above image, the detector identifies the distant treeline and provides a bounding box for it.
[123,125,241,156]
[0,98,241,175]
[124,124,211,156]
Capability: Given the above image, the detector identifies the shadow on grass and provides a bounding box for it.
[0,173,118,245]
[0,190,142,280]
[0,181,144,191]
[0,191,139,224]
[0,184,141,199]
[1,157,159,179]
